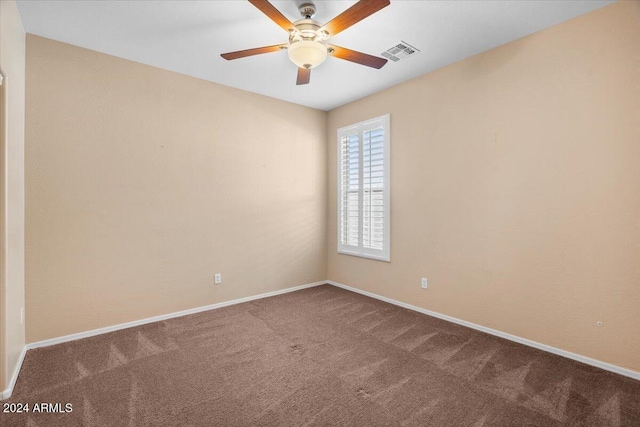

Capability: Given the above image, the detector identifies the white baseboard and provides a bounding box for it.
[4,278,637,400]
[1,280,325,400]
[27,280,326,351]
[1,345,27,400]
[327,280,640,381]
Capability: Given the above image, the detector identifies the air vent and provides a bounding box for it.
[381,41,420,62]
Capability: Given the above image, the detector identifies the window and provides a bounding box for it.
[337,114,390,262]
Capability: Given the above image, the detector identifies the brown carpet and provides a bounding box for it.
[2,285,639,426]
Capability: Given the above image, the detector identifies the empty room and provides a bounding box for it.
[1,0,639,425]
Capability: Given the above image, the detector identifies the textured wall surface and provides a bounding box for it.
[25,35,327,342]
[0,0,26,392]
[327,1,640,373]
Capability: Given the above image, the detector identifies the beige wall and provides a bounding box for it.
[327,1,640,373]
[25,35,327,342]
[0,0,26,393]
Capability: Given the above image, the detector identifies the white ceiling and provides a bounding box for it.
[16,0,613,111]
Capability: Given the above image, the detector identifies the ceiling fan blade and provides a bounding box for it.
[328,45,388,69]
[296,67,311,85]
[248,0,296,33]
[320,0,390,37]
[221,44,286,60]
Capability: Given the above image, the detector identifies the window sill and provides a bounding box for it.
[337,249,390,263]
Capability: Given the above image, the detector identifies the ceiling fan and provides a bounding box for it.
[221,0,390,85]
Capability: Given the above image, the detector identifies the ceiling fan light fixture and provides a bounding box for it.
[288,40,327,69]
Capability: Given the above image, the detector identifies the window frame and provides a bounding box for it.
[336,114,390,262]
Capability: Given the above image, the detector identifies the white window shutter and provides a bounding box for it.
[337,115,390,262]
[339,133,360,248]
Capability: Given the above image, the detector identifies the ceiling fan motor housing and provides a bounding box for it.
[289,19,327,42]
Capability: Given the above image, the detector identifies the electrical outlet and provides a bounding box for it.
[214,273,222,285]
[20,307,25,324]
[421,278,428,289]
